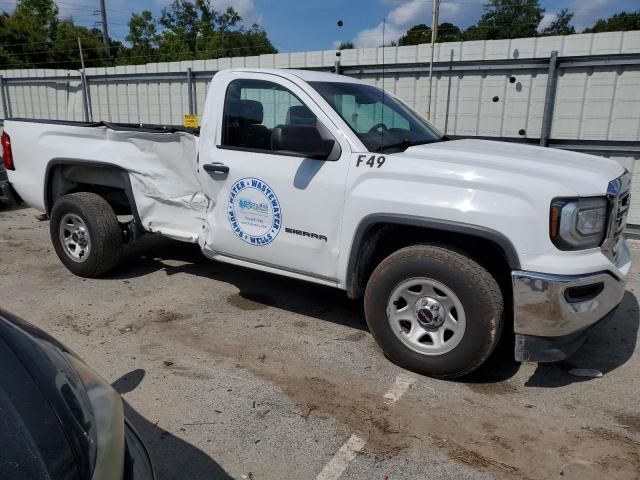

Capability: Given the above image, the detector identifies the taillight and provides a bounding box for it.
[2,132,14,170]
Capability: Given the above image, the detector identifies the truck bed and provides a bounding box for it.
[4,118,207,242]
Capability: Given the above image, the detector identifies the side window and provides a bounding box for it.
[222,79,320,151]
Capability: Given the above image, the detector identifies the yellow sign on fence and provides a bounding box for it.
[183,114,199,128]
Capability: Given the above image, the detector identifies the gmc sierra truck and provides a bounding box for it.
[2,68,631,378]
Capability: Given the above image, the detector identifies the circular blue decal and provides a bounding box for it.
[227,177,282,246]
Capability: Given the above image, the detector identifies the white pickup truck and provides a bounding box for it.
[2,68,632,378]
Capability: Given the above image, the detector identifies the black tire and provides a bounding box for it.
[50,192,123,277]
[364,245,504,379]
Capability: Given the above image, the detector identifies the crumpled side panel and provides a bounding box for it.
[108,130,209,241]
[30,124,210,242]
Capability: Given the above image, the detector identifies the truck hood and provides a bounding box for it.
[402,139,624,196]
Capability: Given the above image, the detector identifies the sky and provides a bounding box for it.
[2,0,638,51]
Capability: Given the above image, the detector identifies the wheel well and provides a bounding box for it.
[46,163,136,218]
[347,222,515,302]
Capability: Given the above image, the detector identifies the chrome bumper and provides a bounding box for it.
[512,244,629,338]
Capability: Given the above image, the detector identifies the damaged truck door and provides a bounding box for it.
[197,73,350,282]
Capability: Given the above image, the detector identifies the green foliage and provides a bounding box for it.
[463,0,544,40]
[397,22,463,45]
[0,0,277,68]
[135,0,277,63]
[397,4,638,46]
[0,0,109,69]
[583,11,640,33]
[437,23,463,43]
[398,24,431,46]
[2,0,638,70]
[540,9,575,36]
[123,10,159,65]
[51,22,110,69]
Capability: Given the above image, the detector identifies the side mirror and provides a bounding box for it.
[271,125,336,160]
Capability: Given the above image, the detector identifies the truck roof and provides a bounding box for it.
[218,68,365,85]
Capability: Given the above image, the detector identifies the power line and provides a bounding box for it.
[0,0,130,16]
[0,40,293,69]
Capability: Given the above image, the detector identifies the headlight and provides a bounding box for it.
[550,197,608,250]
[65,355,125,480]
[0,310,127,480]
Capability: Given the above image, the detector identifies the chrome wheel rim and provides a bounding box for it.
[59,213,91,263]
[387,277,466,356]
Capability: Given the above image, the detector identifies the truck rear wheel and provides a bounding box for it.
[50,192,123,278]
[364,245,504,379]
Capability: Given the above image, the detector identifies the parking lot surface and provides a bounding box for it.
[1,205,639,480]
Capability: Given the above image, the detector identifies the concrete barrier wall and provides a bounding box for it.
[2,32,639,133]
[1,31,640,220]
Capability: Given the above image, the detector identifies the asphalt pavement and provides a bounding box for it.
[1,205,639,480]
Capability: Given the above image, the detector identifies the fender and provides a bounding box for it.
[345,213,521,298]
[44,158,143,229]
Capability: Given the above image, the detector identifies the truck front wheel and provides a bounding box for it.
[364,245,504,379]
[50,192,123,278]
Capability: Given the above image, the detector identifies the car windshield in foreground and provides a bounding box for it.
[309,81,444,153]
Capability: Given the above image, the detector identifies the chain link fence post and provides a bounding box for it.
[80,71,91,122]
[187,68,194,115]
[0,75,8,121]
[540,50,559,147]
[444,49,454,135]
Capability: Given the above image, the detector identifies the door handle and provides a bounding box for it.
[203,163,229,174]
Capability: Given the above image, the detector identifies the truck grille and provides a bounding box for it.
[602,171,631,262]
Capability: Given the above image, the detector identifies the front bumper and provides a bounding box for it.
[512,242,629,362]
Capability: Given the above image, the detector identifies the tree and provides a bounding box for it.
[50,22,109,69]
[125,10,159,64]
[540,9,575,36]
[0,0,110,69]
[149,1,276,61]
[159,0,203,56]
[397,22,463,46]
[0,0,277,68]
[583,11,640,33]
[463,0,544,40]
[338,41,354,50]
[437,22,463,42]
[0,0,59,68]
[197,22,276,59]
[398,24,431,46]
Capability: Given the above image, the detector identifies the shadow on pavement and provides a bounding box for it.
[0,203,28,212]
[524,291,639,388]
[106,235,367,332]
[112,369,233,480]
[457,306,522,384]
[107,236,638,388]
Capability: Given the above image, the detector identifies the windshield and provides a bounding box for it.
[309,81,444,153]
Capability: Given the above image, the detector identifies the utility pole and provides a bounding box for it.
[426,0,440,121]
[99,0,110,57]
